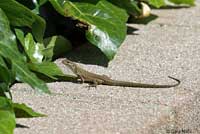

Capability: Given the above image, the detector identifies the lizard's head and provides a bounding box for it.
[62,59,77,71]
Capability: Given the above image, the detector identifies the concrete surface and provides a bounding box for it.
[13,1,200,134]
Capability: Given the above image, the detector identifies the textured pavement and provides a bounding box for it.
[13,1,200,134]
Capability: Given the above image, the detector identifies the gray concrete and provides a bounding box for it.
[13,1,200,134]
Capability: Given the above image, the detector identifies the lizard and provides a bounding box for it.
[62,59,180,88]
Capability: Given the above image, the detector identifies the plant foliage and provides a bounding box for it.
[0,0,195,133]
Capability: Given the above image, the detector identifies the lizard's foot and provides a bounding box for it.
[80,76,85,83]
[83,84,97,90]
[89,83,97,87]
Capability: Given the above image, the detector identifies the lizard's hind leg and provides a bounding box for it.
[88,80,98,87]
[85,80,100,89]
[84,83,97,90]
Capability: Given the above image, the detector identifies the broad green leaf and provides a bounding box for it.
[168,0,195,6]
[15,29,71,62]
[15,29,44,63]
[32,0,40,14]
[0,66,11,85]
[108,0,141,16]
[149,0,195,7]
[13,103,46,118]
[28,62,66,79]
[0,56,15,86]
[49,0,66,16]
[0,63,12,98]
[43,36,72,61]
[69,0,141,16]
[14,29,25,47]
[0,9,50,94]
[0,97,15,134]
[0,0,46,42]
[31,0,48,14]
[0,56,6,68]
[149,0,166,8]
[28,62,78,81]
[43,36,58,61]
[50,0,128,60]
[38,0,49,5]
[0,57,11,85]
[24,33,44,63]
[0,83,10,98]
[12,61,50,93]
[15,0,35,10]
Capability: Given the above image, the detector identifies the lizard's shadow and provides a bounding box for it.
[64,43,109,67]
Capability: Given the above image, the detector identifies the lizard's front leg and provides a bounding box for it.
[77,74,85,83]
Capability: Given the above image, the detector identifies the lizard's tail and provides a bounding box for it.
[167,76,181,87]
[105,76,181,88]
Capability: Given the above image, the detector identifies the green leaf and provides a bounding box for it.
[0,0,46,42]
[43,36,58,61]
[50,0,128,60]
[0,9,50,94]
[15,29,72,62]
[108,0,141,16]
[0,83,10,98]
[0,64,12,98]
[149,0,166,8]
[14,29,25,46]
[28,62,66,79]
[38,0,49,6]
[16,29,72,62]
[31,0,48,14]
[69,0,141,16]
[16,30,44,63]
[0,66,11,85]
[43,36,72,61]
[0,97,15,134]
[12,61,50,93]
[0,57,11,85]
[0,56,15,87]
[0,56,7,68]
[149,0,195,7]
[168,0,195,6]
[13,103,46,118]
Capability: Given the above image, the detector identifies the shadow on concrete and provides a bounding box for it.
[128,14,158,25]
[64,43,109,67]
[127,26,139,35]
[155,5,191,10]
[16,123,29,129]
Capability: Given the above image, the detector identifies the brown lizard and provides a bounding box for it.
[62,59,180,88]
